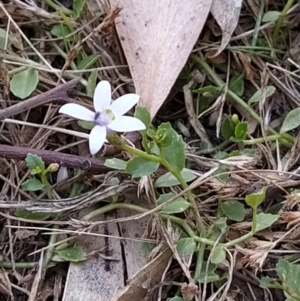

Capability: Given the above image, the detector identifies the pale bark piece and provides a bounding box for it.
[111,248,173,301]
[116,195,149,278]
[63,196,150,301]
[210,0,243,56]
[110,0,213,118]
[63,211,124,301]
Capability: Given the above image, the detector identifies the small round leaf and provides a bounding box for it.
[234,122,248,139]
[211,245,226,264]
[157,193,191,214]
[221,201,246,222]
[105,158,127,170]
[10,68,39,99]
[176,238,196,257]
[25,154,45,173]
[262,11,281,22]
[126,157,159,178]
[280,108,300,134]
[154,168,196,187]
[134,106,151,132]
[56,247,86,262]
[22,178,45,191]
[248,86,276,104]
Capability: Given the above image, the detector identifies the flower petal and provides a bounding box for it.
[110,94,140,116]
[108,116,146,132]
[59,104,94,121]
[94,81,111,112]
[89,125,107,155]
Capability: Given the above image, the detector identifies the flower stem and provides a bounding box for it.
[39,171,56,288]
[40,171,53,200]
[243,134,282,145]
[0,261,37,269]
[39,225,58,288]
[114,141,161,163]
[251,207,258,234]
[81,201,257,248]
[81,202,214,245]
[160,155,204,230]
[223,231,253,248]
[112,139,204,231]
[223,208,258,248]
[196,140,230,154]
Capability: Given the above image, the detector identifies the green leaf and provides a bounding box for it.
[221,201,246,222]
[262,11,281,22]
[229,74,244,97]
[232,148,256,157]
[25,154,45,174]
[229,150,241,157]
[156,123,174,147]
[147,141,160,156]
[280,108,300,134]
[256,38,269,48]
[168,297,184,301]
[87,70,97,97]
[193,85,220,94]
[276,259,300,297]
[221,118,235,140]
[106,177,120,186]
[78,120,95,130]
[176,238,196,256]
[77,55,98,70]
[234,122,248,139]
[51,24,72,38]
[197,95,215,114]
[126,157,159,178]
[195,261,220,284]
[260,276,277,288]
[208,217,228,241]
[22,178,45,191]
[56,247,86,262]
[159,123,185,172]
[210,245,226,264]
[212,163,230,184]
[0,28,11,49]
[154,168,196,187]
[248,86,276,104]
[157,193,191,214]
[10,68,39,99]
[255,213,279,232]
[230,136,244,143]
[73,0,85,17]
[214,151,229,160]
[104,158,127,170]
[15,209,50,221]
[245,187,266,209]
[134,106,151,133]
[147,128,156,140]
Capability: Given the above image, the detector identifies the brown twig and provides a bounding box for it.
[0,144,111,173]
[0,78,81,121]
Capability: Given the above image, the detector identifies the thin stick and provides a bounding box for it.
[0,78,80,121]
[0,144,111,173]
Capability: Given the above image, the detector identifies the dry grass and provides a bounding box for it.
[0,0,300,300]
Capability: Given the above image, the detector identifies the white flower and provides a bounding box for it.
[59,81,146,155]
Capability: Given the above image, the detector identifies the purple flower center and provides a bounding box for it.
[94,108,116,127]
